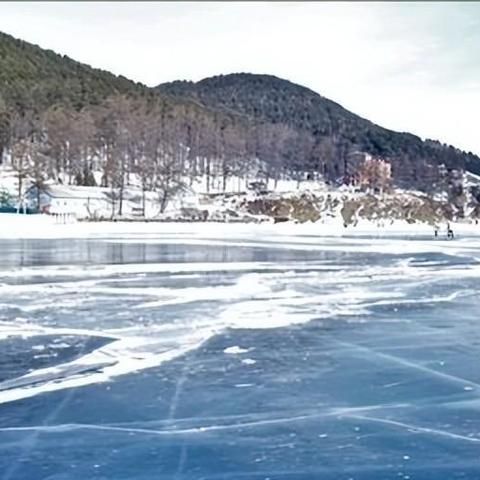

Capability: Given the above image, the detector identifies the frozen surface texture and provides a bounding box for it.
[0,226,479,479]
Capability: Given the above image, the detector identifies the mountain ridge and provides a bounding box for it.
[157,73,480,185]
[1,30,479,195]
[0,31,152,113]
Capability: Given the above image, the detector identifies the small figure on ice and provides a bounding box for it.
[446,223,454,240]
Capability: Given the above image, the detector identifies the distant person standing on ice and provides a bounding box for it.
[434,225,439,238]
[447,223,454,239]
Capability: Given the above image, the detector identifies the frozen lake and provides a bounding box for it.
[0,227,480,479]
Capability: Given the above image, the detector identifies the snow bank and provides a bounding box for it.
[1,212,479,240]
[0,213,64,236]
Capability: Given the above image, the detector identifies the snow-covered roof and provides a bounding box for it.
[346,150,370,157]
[42,185,110,201]
[465,171,480,186]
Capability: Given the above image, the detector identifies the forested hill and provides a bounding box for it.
[157,73,480,181]
[1,29,479,196]
[0,31,148,112]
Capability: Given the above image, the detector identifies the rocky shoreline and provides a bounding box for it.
[78,188,480,227]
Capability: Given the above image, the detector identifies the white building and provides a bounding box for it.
[27,184,114,219]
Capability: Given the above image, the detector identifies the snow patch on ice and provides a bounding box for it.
[224,346,250,355]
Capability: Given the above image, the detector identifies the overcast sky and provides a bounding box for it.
[1,2,479,154]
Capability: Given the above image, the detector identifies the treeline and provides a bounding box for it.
[3,93,332,214]
[2,88,471,217]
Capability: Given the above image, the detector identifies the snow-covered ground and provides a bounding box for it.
[1,162,337,219]
[1,212,479,240]
[3,163,480,230]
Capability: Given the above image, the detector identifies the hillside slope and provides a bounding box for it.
[0,31,150,112]
[1,30,479,196]
[0,31,246,170]
[158,74,480,184]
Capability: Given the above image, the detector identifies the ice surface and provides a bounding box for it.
[0,228,479,405]
[1,225,480,478]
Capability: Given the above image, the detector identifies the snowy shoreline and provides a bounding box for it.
[1,212,479,240]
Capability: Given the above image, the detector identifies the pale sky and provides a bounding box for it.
[1,2,479,155]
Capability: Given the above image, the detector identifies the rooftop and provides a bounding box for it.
[41,184,110,201]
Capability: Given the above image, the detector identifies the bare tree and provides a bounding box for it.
[9,111,41,211]
[358,157,392,193]
[10,138,31,211]
[30,147,49,211]
[153,147,187,214]
[93,95,141,216]
[0,95,9,164]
